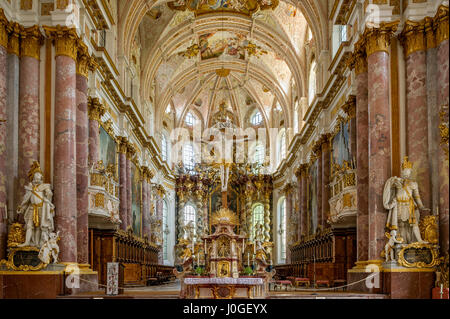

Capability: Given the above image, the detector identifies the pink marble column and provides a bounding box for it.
[53,43,78,263]
[355,67,369,262]
[141,175,150,239]
[300,168,308,237]
[321,138,331,227]
[18,27,41,200]
[126,157,132,229]
[367,50,392,260]
[285,190,292,263]
[317,151,323,229]
[87,98,104,165]
[295,172,302,241]
[437,35,449,255]
[405,49,431,210]
[156,196,163,264]
[0,24,7,260]
[76,67,89,265]
[118,149,128,230]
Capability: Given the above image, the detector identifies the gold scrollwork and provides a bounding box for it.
[95,192,105,208]
[0,246,48,271]
[397,243,440,268]
[7,223,25,248]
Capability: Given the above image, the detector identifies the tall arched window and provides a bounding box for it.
[278,197,287,263]
[184,204,196,229]
[251,110,262,126]
[278,129,286,166]
[183,143,195,171]
[254,142,265,165]
[162,200,169,261]
[161,134,168,162]
[252,203,264,240]
[308,60,317,105]
[185,112,194,126]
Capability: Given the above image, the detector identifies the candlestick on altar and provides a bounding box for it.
[247,252,250,266]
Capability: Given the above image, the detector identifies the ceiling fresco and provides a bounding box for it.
[138,0,311,132]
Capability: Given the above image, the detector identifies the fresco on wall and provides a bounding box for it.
[99,126,117,169]
[199,32,247,60]
[331,120,352,169]
[131,163,142,237]
[308,159,318,235]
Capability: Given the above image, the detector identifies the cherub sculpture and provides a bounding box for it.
[38,231,60,264]
[383,229,403,262]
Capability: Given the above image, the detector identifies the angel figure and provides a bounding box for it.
[383,229,403,262]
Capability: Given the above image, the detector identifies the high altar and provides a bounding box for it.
[175,207,274,299]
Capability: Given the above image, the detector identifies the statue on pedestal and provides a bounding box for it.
[16,162,55,248]
[383,157,429,244]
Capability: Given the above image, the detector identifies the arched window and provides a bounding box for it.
[308,60,317,105]
[161,134,168,162]
[251,110,263,126]
[183,143,195,171]
[184,204,196,234]
[252,203,264,240]
[278,129,286,166]
[162,201,169,261]
[254,142,265,165]
[278,197,287,263]
[185,112,194,126]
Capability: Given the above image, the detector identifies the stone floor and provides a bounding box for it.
[61,280,387,299]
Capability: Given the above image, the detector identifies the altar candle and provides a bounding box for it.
[441,284,444,299]
[247,252,250,266]
[204,239,207,253]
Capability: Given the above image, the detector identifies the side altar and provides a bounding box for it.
[174,208,275,299]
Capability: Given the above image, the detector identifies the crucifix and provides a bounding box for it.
[219,161,232,209]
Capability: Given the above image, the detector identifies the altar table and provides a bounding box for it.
[183,277,266,299]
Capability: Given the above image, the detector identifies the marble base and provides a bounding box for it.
[383,270,434,299]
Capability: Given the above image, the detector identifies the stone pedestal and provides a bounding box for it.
[382,269,434,299]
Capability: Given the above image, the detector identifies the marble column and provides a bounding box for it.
[321,135,331,228]
[87,97,105,165]
[141,167,151,240]
[0,13,7,260]
[402,21,432,210]
[118,137,128,230]
[316,148,323,229]
[435,6,449,254]
[75,47,90,265]
[126,144,135,230]
[5,22,20,223]
[365,24,397,260]
[353,47,369,262]
[300,165,308,237]
[18,26,42,200]
[285,187,292,263]
[47,27,79,263]
[156,194,163,264]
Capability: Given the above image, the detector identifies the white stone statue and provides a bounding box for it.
[16,162,55,248]
[383,156,429,245]
[384,229,403,262]
[38,231,60,264]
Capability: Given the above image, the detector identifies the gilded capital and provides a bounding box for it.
[7,22,21,56]
[342,95,356,118]
[76,41,90,78]
[88,97,106,122]
[364,21,399,57]
[44,26,78,61]
[126,142,137,160]
[400,20,426,58]
[117,136,129,155]
[434,5,449,46]
[349,39,368,75]
[424,17,436,50]
[0,9,8,49]
[20,25,43,60]
[141,166,155,183]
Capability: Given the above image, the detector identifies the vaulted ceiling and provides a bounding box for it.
[132,0,313,132]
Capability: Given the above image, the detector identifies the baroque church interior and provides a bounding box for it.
[0,0,448,300]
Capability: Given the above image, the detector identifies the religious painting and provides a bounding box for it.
[198,32,247,61]
[167,0,279,16]
[131,163,142,237]
[99,126,117,169]
[331,120,352,170]
[308,159,318,235]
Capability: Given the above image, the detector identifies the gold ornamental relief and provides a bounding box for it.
[44,26,79,61]
[7,223,25,248]
[20,25,43,60]
[364,21,399,57]
[397,243,440,268]
[0,9,8,49]
[400,20,426,57]
[434,5,449,46]
[419,215,439,244]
